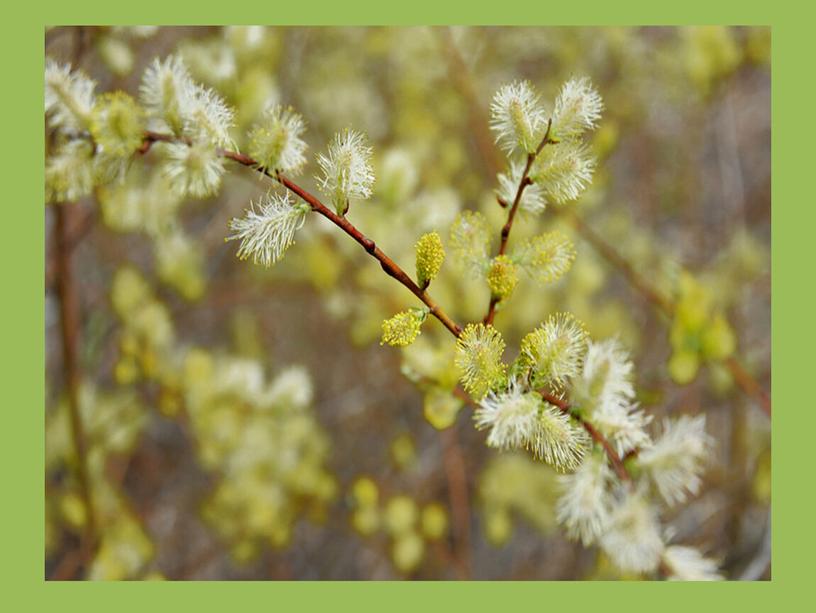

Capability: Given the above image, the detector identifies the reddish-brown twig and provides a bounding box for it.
[437,41,771,418]
[484,124,553,326]
[539,391,633,484]
[453,383,633,486]
[723,357,771,417]
[139,132,463,338]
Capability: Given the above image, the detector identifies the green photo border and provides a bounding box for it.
[4,0,810,608]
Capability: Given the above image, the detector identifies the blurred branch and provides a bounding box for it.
[49,27,99,580]
[436,28,504,177]
[539,390,633,485]
[53,202,98,575]
[440,426,472,578]
[559,209,771,417]
[564,211,675,316]
[45,205,95,291]
[738,509,771,580]
[723,357,771,416]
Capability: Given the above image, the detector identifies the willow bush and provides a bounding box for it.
[45,26,770,580]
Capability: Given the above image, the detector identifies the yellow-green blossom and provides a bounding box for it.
[415,232,445,288]
[455,323,507,399]
[519,313,588,389]
[381,309,427,347]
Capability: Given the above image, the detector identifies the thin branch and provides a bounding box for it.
[45,205,95,291]
[48,25,98,579]
[564,211,674,317]
[538,391,633,485]
[437,43,771,417]
[484,123,552,325]
[140,132,463,338]
[723,357,771,417]
[435,28,504,177]
[53,203,98,573]
[440,426,472,577]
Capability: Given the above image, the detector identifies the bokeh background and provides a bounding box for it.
[45,26,771,580]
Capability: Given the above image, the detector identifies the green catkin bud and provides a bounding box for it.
[351,506,380,536]
[668,350,700,384]
[392,531,425,573]
[487,255,519,301]
[385,496,419,535]
[415,232,446,288]
[700,314,736,361]
[381,309,427,347]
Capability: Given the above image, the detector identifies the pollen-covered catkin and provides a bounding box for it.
[381,309,427,347]
[415,232,445,288]
[518,313,588,389]
[455,323,507,399]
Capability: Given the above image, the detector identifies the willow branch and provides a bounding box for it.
[565,211,674,317]
[484,124,553,325]
[438,43,770,417]
[140,132,463,338]
[45,206,95,291]
[538,390,633,484]
[451,380,632,486]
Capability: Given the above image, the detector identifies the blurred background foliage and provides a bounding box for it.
[45,25,770,579]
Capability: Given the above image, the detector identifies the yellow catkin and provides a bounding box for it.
[415,232,445,288]
[381,310,426,347]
